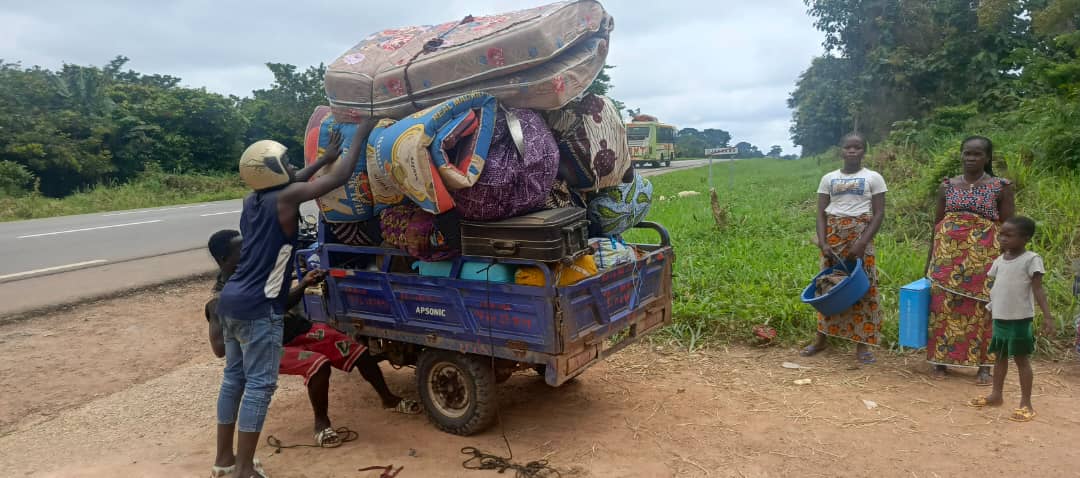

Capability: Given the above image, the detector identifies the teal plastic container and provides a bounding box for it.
[413,261,516,283]
[899,278,931,349]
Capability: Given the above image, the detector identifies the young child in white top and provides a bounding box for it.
[969,216,1054,422]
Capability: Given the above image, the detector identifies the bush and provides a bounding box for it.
[0,161,35,197]
[1016,96,1080,171]
[0,170,245,222]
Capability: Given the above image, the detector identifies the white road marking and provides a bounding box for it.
[16,220,163,239]
[0,260,108,281]
[102,204,209,217]
[199,210,242,217]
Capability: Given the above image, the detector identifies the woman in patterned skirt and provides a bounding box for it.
[926,136,1015,383]
[801,133,887,365]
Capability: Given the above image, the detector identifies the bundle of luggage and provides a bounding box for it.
[305,0,653,287]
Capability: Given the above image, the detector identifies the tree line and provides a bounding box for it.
[0,56,326,197]
[0,54,793,199]
[789,0,1080,168]
[673,128,790,159]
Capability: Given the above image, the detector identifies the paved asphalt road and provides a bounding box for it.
[0,159,713,317]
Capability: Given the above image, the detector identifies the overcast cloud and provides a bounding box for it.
[0,0,824,154]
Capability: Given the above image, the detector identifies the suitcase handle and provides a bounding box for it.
[562,223,587,246]
[491,240,518,256]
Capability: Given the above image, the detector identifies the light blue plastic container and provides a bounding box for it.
[413,261,516,283]
[899,278,931,349]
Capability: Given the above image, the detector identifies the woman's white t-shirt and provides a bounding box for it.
[817,168,888,217]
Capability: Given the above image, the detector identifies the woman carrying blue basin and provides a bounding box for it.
[801,133,888,365]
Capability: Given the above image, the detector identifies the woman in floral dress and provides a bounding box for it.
[802,133,887,364]
[926,136,1015,383]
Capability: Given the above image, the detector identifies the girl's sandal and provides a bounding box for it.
[1009,407,1037,422]
[857,351,876,365]
[966,397,990,408]
[930,367,947,380]
[800,344,827,357]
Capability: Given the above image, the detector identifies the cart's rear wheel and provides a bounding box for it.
[416,350,497,436]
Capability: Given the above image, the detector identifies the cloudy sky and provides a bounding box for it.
[0,0,824,153]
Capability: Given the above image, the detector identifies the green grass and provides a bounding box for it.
[0,171,246,222]
[630,158,1078,353]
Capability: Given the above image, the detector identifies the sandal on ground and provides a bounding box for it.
[930,366,947,380]
[212,458,265,478]
[252,458,268,478]
[800,344,827,357]
[315,427,343,448]
[232,459,268,478]
[1009,407,1037,422]
[975,370,993,387]
[210,464,235,478]
[390,398,422,415]
[857,351,876,365]
[966,397,993,408]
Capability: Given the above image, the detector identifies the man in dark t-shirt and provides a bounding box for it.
[205,230,420,452]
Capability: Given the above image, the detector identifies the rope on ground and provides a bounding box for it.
[358,464,403,478]
[461,446,561,478]
[265,427,358,453]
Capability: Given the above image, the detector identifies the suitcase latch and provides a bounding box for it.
[491,240,518,256]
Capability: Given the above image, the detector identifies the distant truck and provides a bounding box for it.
[627,114,677,168]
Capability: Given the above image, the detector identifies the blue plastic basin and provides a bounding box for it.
[800,259,870,316]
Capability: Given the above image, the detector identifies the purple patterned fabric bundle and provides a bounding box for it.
[451,108,559,221]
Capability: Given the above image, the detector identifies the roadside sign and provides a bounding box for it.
[704,147,738,190]
[705,147,738,156]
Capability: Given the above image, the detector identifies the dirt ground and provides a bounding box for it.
[2,281,1078,478]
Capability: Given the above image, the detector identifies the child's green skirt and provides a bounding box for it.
[988,318,1034,358]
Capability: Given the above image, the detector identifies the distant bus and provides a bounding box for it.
[627,115,677,168]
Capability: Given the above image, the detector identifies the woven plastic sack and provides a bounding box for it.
[368,92,497,215]
[365,119,408,214]
[303,106,375,222]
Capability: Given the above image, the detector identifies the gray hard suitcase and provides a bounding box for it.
[460,207,589,261]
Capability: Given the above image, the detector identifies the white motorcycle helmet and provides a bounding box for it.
[239,140,292,191]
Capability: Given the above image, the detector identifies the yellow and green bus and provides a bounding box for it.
[627,115,677,168]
